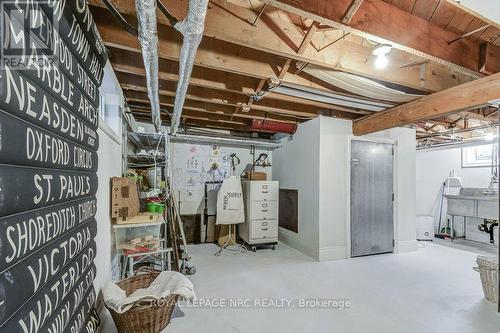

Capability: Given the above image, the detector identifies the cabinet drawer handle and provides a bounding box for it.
[262,228,268,231]
[262,209,268,212]
[262,190,269,194]
[262,222,268,226]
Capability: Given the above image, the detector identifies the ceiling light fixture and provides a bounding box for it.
[372,44,392,69]
[374,55,389,69]
[372,44,392,56]
[484,133,497,141]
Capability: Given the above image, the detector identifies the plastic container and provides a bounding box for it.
[146,202,165,214]
[474,256,498,303]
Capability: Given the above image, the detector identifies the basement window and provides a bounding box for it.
[462,143,497,168]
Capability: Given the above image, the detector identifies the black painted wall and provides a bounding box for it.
[0,1,107,331]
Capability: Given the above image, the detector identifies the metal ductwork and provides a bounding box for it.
[170,134,282,149]
[135,0,161,132]
[170,0,209,135]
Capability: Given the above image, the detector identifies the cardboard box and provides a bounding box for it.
[243,171,267,181]
[111,177,140,219]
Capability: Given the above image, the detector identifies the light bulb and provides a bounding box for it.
[374,55,388,69]
[484,133,497,141]
[372,44,392,56]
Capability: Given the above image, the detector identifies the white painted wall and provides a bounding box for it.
[95,124,123,290]
[273,118,321,260]
[416,147,497,245]
[318,117,351,260]
[95,61,124,331]
[273,116,417,261]
[170,143,273,216]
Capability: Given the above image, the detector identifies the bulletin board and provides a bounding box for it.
[170,143,273,217]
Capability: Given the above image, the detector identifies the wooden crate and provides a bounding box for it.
[113,212,163,225]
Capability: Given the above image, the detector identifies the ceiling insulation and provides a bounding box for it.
[301,63,424,104]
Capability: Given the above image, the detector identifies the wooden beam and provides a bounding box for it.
[444,0,500,33]
[260,0,499,75]
[90,2,474,92]
[342,0,364,24]
[109,54,372,115]
[122,83,361,119]
[479,42,500,75]
[353,72,500,135]
[94,11,341,92]
[121,83,309,121]
[277,20,318,79]
[132,110,250,131]
[130,108,248,125]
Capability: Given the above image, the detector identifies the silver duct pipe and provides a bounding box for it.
[135,0,161,132]
[171,0,209,135]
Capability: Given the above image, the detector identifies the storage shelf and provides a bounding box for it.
[128,132,164,150]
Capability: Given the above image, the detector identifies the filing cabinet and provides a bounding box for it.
[239,181,279,251]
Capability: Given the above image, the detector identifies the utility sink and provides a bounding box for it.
[445,188,498,219]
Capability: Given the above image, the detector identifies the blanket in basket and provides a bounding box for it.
[103,271,195,313]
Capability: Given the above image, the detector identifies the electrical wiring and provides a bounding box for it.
[149,132,173,203]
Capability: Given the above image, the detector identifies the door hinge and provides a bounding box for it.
[393,239,395,247]
[392,193,395,202]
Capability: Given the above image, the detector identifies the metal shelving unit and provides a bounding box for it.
[117,129,172,277]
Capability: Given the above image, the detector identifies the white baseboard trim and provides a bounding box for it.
[318,246,348,261]
[279,228,319,260]
[398,240,418,253]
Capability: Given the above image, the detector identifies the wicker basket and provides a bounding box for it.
[474,256,498,304]
[106,268,179,333]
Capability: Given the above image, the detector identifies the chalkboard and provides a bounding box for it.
[0,2,102,331]
[0,248,96,327]
[65,294,100,333]
[75,309,100,333]
[1,269,96,333]
[1,3,100,104]
[0,66,99,149]
[0,111,98,172]
[57,0,108,64]
[0,196,96,271]
[0,223,96,299]
[39,1,106,84]
[42,284,96,333]
[0,165,98,217]
[0,19,99,126]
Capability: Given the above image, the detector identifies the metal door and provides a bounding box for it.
[351,140,394,257]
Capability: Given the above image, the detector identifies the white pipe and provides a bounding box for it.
[171,0,209,135]
[170,134,282,149]
[135,0,161,132]
[417,137,496,151]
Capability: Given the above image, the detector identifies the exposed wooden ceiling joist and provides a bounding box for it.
[123,85,360,120]
[353,72,500,135]
[90,1,474,92]
[109,50,373,115]
[443,0,500,34]
[128,94,273,120]
[132,110,250,131]
[94,10,339,92]
[258,0,500,76]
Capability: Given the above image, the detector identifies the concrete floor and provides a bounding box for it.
[166,241,500,333]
